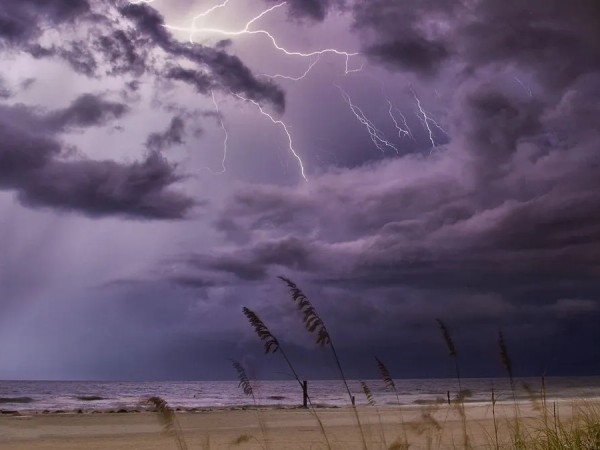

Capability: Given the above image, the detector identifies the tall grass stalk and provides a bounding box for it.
[491,387,500,450]
[146,396,188,450]
[375,356,409,447]
[242,306,332,450]
[231,359,269,450]
[435,319,461,391]
[435,319,470,449]
[361,381,388,448]
[498,328,524,448]
[279,276,368,450]
[541,375,549,429]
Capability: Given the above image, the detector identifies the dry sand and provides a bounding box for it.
[0,400,594,449]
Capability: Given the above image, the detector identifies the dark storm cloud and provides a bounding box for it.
[266,0,345,21]
[353,0,600,82]
[171,236,317,284]
[352,0,456,75]
[0,0,287,221]
[148,0,600,377]
[204,73,600,296]
[2,0,600,380]
[94,30,148,76]
[1,0,284,110]
[46,94,129,130]
[166,67,213,94]
[459,0,600,89]
[0,0,90,42]
[119,3,285,110]
[0,102,193,219]
[146,115,186,151]
[18,152,193,219]
[366,37,450,75]
[0,94,128,133]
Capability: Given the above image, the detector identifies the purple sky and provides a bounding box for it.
[0,0,599,381]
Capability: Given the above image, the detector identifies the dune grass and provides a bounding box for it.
[241,306,332,449]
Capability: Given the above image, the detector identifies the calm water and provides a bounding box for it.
[1,377,599,412]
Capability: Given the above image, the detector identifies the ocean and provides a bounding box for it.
[1,377,599,412]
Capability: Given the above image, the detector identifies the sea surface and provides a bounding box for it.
[1,377,599,412]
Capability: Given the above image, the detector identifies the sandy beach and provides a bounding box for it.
[1,400,596,449]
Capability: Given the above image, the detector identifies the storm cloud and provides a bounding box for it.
[1,0,285,110]
[153,0,600,375]
[267,0,346,21]
[1,0,599,380]
[0,101,193,219]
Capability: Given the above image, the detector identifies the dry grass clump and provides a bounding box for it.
[231,433,252,445]
[483,401,600,450]
[527,404,600,449]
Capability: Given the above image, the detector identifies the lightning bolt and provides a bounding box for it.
[164,2,361,75]
[189,0,231,42]
[387,100,414,140]
[233,93,307,180]
[130,0,364,179]
[211,90,228,174]
[514,76,533,98]
[265,56,321,81]
[413,91,447,151]
[337,86,399,154]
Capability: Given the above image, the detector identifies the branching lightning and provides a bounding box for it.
[211,90,228,174]
[387,100,414,140]
[164,1,361,75]
[190,0,231,34]
[233,93,307,180]
[265,56,321,81]
[337,86,399,154]
[413,91,447,150]
[130,0,458,179]
[158,0,366,179]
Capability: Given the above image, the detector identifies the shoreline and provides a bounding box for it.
[2,396,598,415]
